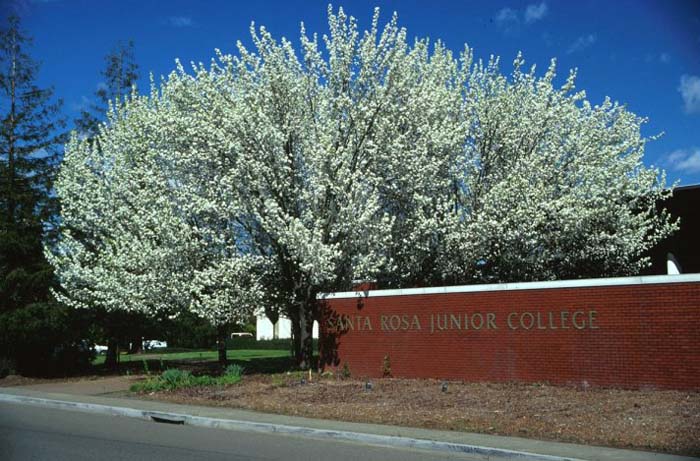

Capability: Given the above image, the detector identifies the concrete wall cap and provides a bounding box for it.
[318,273,700,300]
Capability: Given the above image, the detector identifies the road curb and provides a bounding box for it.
[0,392,584,461]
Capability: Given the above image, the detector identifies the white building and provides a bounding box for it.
[255,311,319,341]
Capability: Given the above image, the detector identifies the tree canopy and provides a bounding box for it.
[0,15,66,311]
[0,15,94,376]
[48,7,675,368]
[75,39,138,140]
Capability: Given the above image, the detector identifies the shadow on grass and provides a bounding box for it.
[95,354,312,377]
[228,355,298,374]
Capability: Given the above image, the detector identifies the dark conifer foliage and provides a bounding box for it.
[0,16,94,376]
[0,15,67,312]
[74,39,138,140]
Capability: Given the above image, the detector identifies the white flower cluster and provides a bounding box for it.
[47,7,675,342]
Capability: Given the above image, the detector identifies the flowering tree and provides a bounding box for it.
[49,7,675,369]
[48,89,264,364]
[215,8,417,366]
[433,54,676,284]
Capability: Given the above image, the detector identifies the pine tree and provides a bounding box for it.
[75,39,138,139]
[0,16,92,376]
[0,15,66,312]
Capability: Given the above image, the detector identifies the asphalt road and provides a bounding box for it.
[0,402,491,461]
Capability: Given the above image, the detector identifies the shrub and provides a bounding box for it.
[0,356,16,378]
[0,302,95,377]
[224,364,244,378]
[160,369,192,389]
[131,369,191,392]
[218,364,243,385]
[130,366,243,392]
[161,311,217,349]
[225,337,318,353]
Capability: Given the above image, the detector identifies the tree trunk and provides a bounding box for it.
[266,308,280,340]
[217,324,227,365]
[105,338,119,369]
[298,308,311,369]
[129,335,142,354]
[7,31,17,226]
[296,295,316,370]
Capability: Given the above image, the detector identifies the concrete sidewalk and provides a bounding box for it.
[0,379,697,461]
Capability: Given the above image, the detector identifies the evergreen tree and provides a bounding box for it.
[0,15,66,312]
[0,16,91,376]
[75,39,138,139]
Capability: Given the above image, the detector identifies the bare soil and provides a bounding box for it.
[0,374,101,387]
[135,374,700,456]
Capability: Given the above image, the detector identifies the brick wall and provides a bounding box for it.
[319,277,700,390]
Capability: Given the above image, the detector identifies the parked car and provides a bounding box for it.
[230,332,253,338]
[142,340,168,350]
[94,344,108,354]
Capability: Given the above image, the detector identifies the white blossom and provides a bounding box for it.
[47,7,675,366]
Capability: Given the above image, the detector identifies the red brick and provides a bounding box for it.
[319,282,700,390]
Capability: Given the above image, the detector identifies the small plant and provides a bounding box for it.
[131,368,192,392]
[341,362,351,379]
[224,364,244,378]
[217,364,243,385]
[382,355,391,378]
[161,369,192,389]
[195,375,216,386]
[130,365,244,393]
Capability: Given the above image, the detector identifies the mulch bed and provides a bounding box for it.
[134,373,700,456]
[0,374,99,387]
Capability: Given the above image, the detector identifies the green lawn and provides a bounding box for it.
[92,348,289,366]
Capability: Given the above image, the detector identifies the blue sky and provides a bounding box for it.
[4,0,700,184]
